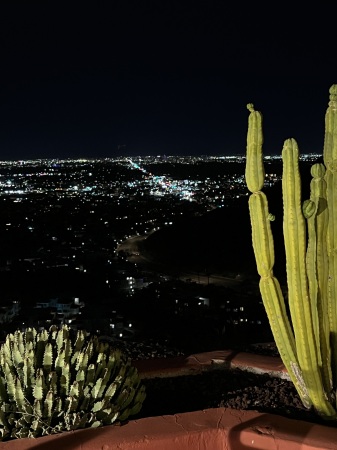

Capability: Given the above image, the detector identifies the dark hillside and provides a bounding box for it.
[141,190,287,279]
[138,159,322,283]
[142,204,251,276]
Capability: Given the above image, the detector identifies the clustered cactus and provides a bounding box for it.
[245,85,337,420]
[0,325,146,440]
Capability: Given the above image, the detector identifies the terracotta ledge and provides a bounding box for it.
[2,407,337,450]
[0,350,337,450]
[133,349,289,379]
[5,351,334,449]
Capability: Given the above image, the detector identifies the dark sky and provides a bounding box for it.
[0,2,335,160]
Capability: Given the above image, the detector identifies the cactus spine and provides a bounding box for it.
[245,86,337,419]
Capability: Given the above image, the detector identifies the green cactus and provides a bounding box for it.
[245,85,337,420]
[0,325,146,441]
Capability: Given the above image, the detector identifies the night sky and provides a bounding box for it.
[0,2,335,160]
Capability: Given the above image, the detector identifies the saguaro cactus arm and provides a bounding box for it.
[305,164,332,395]
[245,101,337,418]
[245,104,310,407]
[323,86,337,387]
[245,103,265,193]
[282,140,335,415]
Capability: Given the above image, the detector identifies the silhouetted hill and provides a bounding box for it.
[143,206,249,275]
[140,189,289,279]
[140,158,324,282]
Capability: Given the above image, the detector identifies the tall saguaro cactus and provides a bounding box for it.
[245,85,337,420]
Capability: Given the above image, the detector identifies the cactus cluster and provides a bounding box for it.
[245,85,337,420]
[0,325,146,440]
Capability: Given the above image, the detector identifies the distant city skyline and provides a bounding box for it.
[0,3,335,161]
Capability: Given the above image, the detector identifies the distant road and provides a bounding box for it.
[117,232,244,289]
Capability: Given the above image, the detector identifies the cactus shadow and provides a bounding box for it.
[22,425,118,450]
[227,413,315,450]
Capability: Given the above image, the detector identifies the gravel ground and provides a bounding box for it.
[107,337,186,360]
[133,367,337,427]
[108,338,280,360]
[111,338,337,427]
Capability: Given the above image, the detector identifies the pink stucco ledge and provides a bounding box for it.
[133,349,288,379]
[1,407,337,450]
[1,351,337,449]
